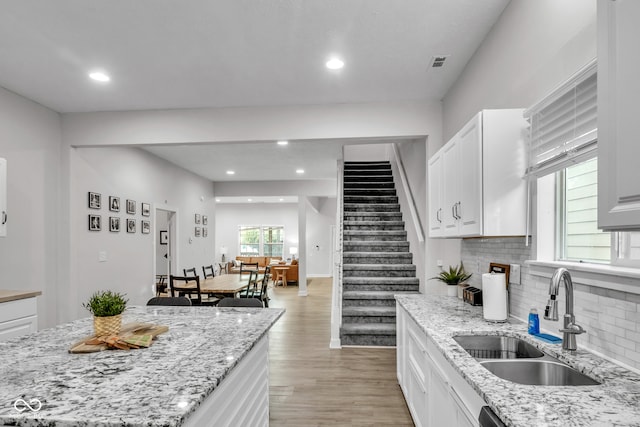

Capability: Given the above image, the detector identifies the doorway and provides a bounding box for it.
[154,206,179,292]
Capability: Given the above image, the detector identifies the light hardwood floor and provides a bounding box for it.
[267,278,414,426]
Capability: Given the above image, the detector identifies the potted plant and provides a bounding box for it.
[431,263,472,297]
[83,290,128,336]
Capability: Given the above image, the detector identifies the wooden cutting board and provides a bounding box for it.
[69,322,169,353]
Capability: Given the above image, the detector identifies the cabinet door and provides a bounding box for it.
[428,354,456,426]
[428,152,443,237]
[442,139,460,236]
[457,114,483,237]
[598,0,640,230]
[0,158,6,237]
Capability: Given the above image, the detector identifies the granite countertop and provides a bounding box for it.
[396,294,640,427]
[0,290,42,303]
[0,305,285,427]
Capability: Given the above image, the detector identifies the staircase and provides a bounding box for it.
[340,161,420,346]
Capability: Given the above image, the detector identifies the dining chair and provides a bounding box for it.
[239,262,259,276]
[183,267,198,277]
[155,274,167,296]
[170,275,219,306]
[202,264,216,279]
[217,297,263,308]
[146,296,191,306]
[240,270,259,299]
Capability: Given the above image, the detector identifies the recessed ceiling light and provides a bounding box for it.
[296,169,305,174]
[89,71,110,82]
[226,170,235,175]
[247,198,253,202]
[279,198,284,202]
[277,140,289,146]
[325,58,344,70]
[215,198,221,202]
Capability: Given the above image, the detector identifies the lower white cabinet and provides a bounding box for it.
[0,297,38,341]
[397,305,485,427]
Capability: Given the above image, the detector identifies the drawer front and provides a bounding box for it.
[0,297,37,323]
[0,316,38,341]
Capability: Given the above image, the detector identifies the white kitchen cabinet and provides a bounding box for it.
[597,0,640,231]
[428,110,527,238]
[0,297,38,341]
[397,304,486,427]
[427,152,444,237]
[0,158,6,237]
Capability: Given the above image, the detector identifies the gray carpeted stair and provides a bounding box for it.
[340,161,419,347]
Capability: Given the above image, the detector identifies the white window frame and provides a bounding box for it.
[238,224,284,257]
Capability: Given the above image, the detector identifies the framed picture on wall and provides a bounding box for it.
[88,214,101,231]
[195,213,201,224]
[88,192,101,209]
[109,196,120,212]
[195,227,201,237]
[202,215,208,225]
[160,230,168,245]
[126,199,136,215]
[202,227,208,237]
[109,217,120,232]
[141,203,150,217]
[141,220,150,234]
[127,218,136,233]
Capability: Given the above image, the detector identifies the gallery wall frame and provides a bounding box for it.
[142,203,150,217]
[88,192,101,209]
[89,214,101,231]
[127,218,136,233]
[109,196,120,212]
[141,220,150,234]
[126,199,136,215]
[109,217,120,232]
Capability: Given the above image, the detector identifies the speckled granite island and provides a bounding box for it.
[0,305,284,427]
[396,294,640,427]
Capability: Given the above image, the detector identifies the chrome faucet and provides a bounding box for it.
[544,268,586,352]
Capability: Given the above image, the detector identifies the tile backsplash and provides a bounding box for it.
[461,237,640,371]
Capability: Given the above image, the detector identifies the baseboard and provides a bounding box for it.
[329,338,342,349]
[307,274,333,278]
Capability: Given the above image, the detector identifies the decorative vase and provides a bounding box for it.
[457,283,469,299]
[446,285,458,297]
[93,314,122,337]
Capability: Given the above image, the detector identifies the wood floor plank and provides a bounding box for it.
[268,278,414,426]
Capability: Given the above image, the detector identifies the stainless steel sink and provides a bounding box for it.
[453,335,545,359]
[480,360,601,386]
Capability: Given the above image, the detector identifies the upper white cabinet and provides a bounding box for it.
[428,110,527,238]
[0,158,6,237]
[597,0,640,231]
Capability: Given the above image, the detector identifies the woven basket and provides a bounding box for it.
[93,314,122,337]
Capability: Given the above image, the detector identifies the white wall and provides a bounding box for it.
[67,146,215,322]
[443,0,597,139]
[0,87,61,328]
[215,203,298,261]
[343,144,391,162]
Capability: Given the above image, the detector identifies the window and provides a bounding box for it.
[527,60,640,268]
[262,226,284,256]
[239,225,284,256]
[239,226,260,255]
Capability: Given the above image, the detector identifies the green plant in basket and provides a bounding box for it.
[83,290,128,317]
[431,263,472,286]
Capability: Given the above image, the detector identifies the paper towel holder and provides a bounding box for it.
[489,263,510,286]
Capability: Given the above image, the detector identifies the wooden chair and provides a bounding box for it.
[170,275,219,306]
[239,262,259,276]
[239,270,259,299]
[183,267,198,277]
[202,265,215,279]
[147,296,191,306]
[155,274,167,296]
[217,297,263,307]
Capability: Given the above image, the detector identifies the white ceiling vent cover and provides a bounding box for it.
[430,55,450,68]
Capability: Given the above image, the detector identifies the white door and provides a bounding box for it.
[428,152,443,237]
[442,139,460,236]
[0,158,6,237]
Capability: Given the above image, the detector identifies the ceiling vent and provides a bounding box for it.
[430,55,450,68]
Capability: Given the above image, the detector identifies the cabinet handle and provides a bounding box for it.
[451,204,457,219]
[436,208,442,223]
[1,211,6,225]
[457,202,462,219]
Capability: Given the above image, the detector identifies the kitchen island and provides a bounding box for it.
[0,305,284,427]
[396,294,640,427]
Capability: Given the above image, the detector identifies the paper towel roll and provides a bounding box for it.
[482,273,508,322]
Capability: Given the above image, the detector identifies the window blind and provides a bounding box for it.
[524,60,597,178]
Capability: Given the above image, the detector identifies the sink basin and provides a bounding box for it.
[480,360,601,386]
[453,335,545,359]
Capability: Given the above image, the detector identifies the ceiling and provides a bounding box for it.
[0,0,510,183]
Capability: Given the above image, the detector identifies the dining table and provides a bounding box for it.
[185,273,262,297]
